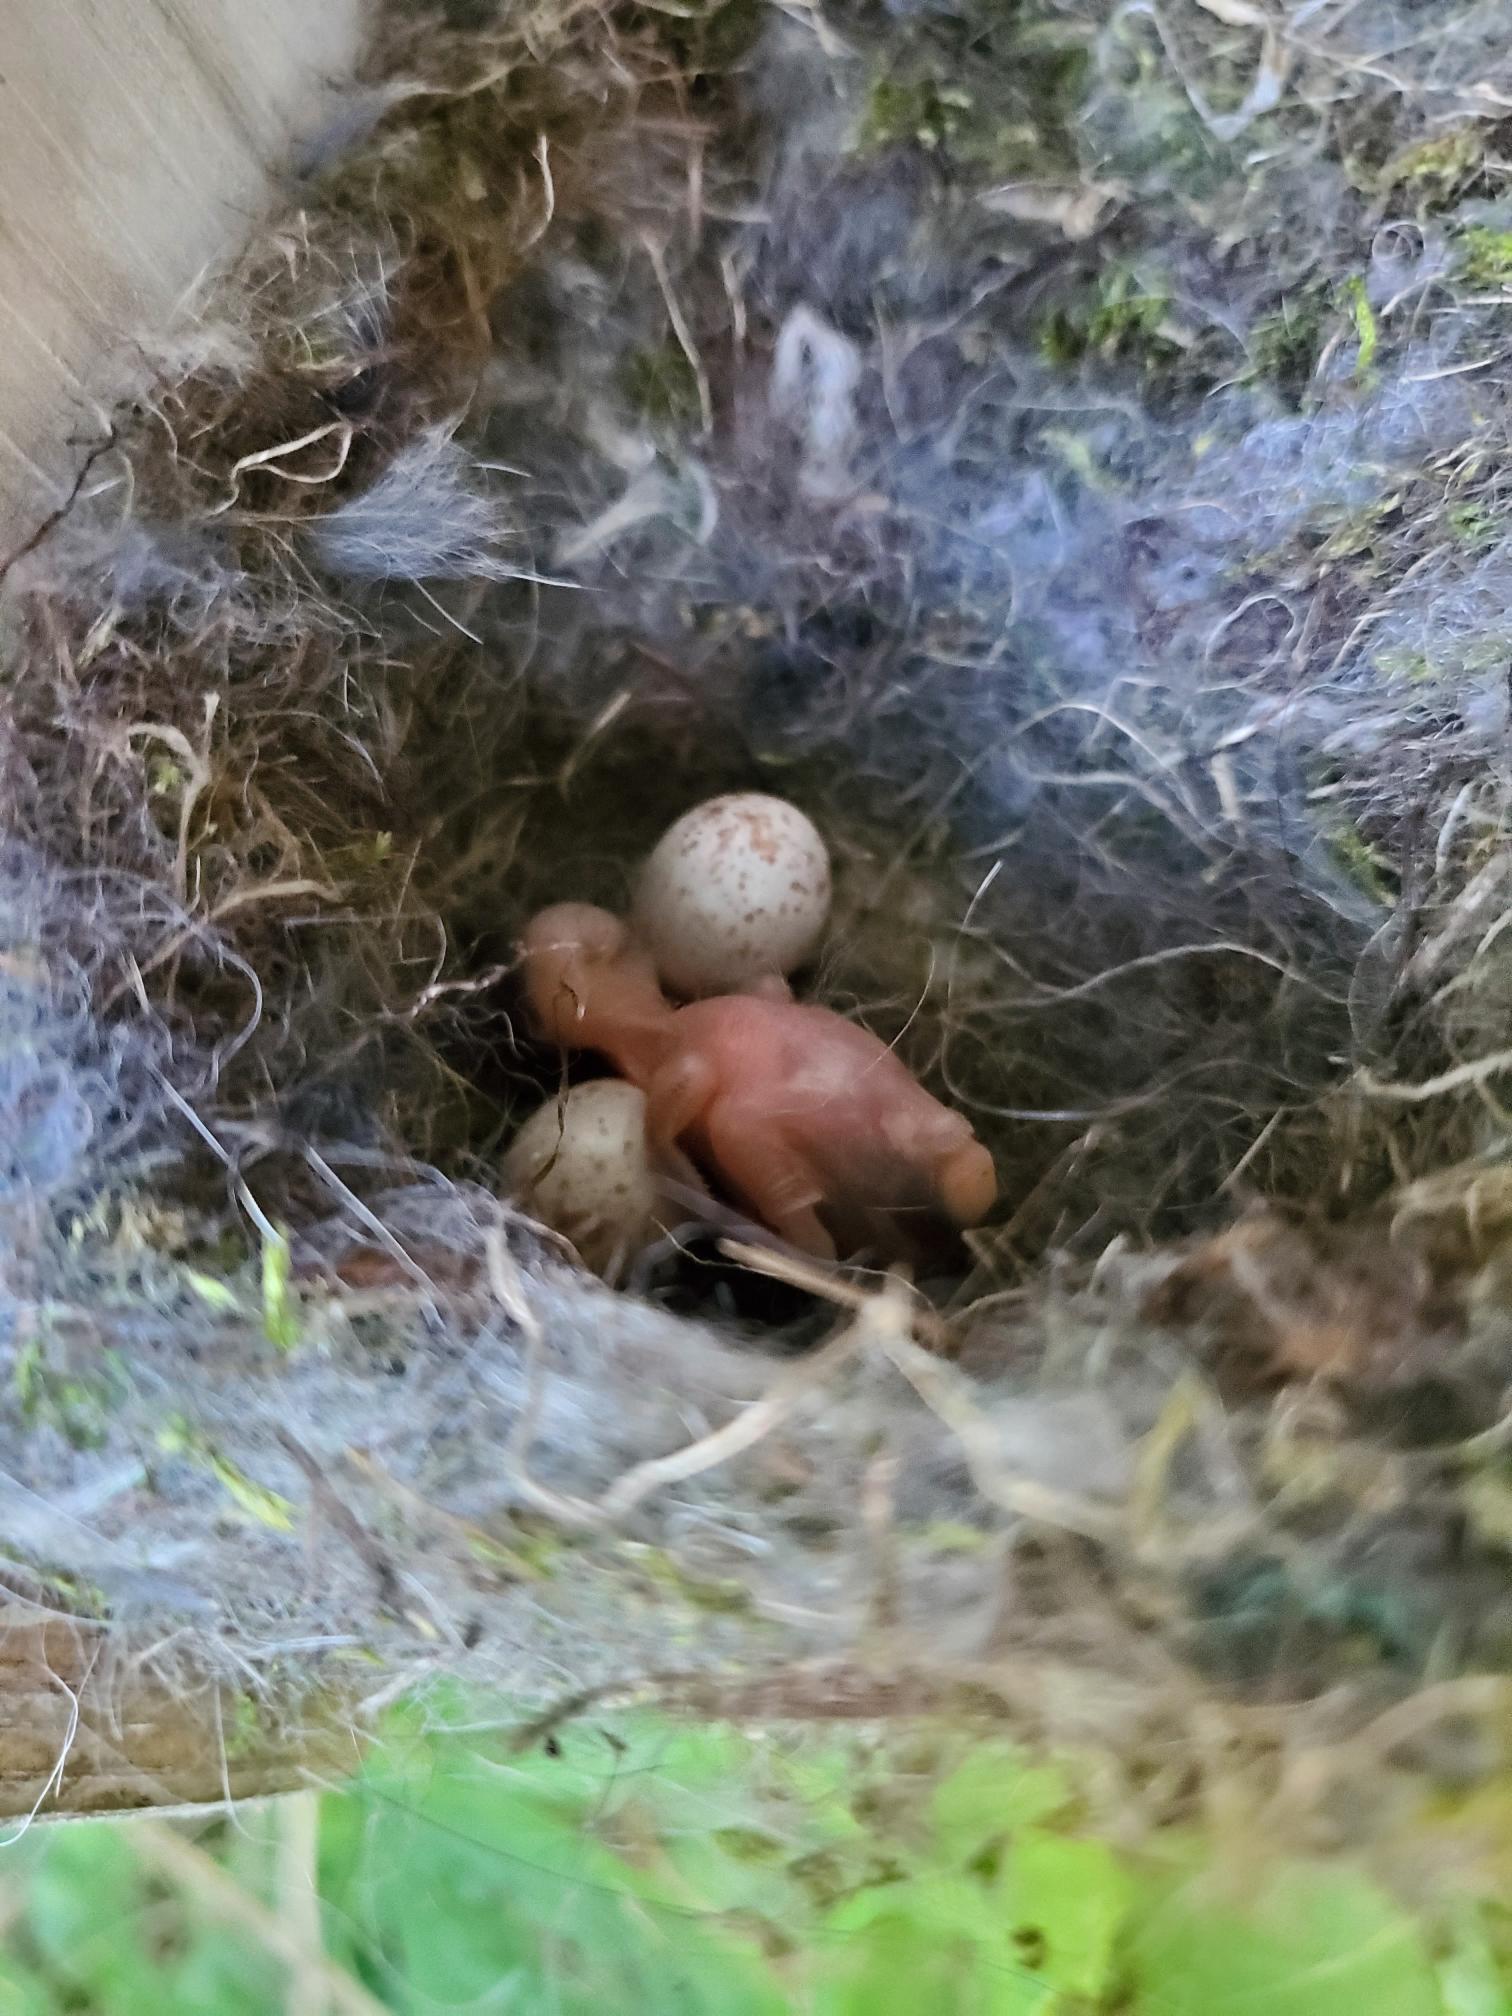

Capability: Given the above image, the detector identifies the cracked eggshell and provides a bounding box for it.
[632,792,832,997]
[503,1079,658,1276]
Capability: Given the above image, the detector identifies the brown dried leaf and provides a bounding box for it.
[1144,1209,1466,1391]
[978,179,1125,241]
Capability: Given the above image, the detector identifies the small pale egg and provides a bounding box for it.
[632,792,832,997]
[502,1079,658,1277]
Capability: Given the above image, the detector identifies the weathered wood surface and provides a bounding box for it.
[0,1610,355,1819]
[0,0,366,551]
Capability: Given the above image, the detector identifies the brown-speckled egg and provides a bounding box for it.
[632,792,832,997]
[502,1079,658,1276]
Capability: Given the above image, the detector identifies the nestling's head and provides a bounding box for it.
[519,903,672,1073]
[878,1100,997,1229]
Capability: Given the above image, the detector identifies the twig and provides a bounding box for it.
[596,1302,877,1523]
[132,1823,389,2016]
[860,1450,902,1637]
[274,1432,403,1617]
[302,1147,441,1301]
[642,234,713,436]
[343,1451,543,1580]
[1358,1052,1512,1102]
[0,427,116,586]
[717,1239,950,1351]
[276,1792,327,2016]
[877,1328,1122,1543]
[1274,1676,1512,1821]
[485,1230,602,1530]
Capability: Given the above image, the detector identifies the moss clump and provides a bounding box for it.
[1039,267,1179,371]
[1245,285,1333,404]
[860,72,977,156]
[619,342,704,432]
[13,1335,127,1451]
[1325,819,1398,908]
[633,0,764,79]
[1362,125,1486,208]
[623,1541,758,1618]
[857,12,1089,180]
[1447,500,1501,550]
[1458,225,1512,288]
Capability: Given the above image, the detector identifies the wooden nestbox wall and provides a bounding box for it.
[0,0,367,548]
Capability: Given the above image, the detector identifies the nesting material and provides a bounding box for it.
[633,792,832,997]
[5,0,1512,1873]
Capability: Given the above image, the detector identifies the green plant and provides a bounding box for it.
[1039,269,1177,371]
[0,1711,1507,2012]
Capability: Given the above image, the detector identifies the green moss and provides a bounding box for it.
[1374,646,1435,685]
[634,0,764,78]
[1383,634,1512,687]
[476,1517,567,1581]
[1458,224,1512,287]
[14,1333,128,1450]
[623,1540,757,1617]
[860,72,975,155]
[1326,819,1397,906]
[618,341,703,431]
[0,1556,109,1617]
[1247,275,1385,404]
[224,1691,271,1762]
[157,1418,297,1531]
[1447,500,1501,550]
[1039,267,1178,371]
[856,14,1089,180]
[1366,125,1485,206]
[1245,286,1332,401]
[1315,493,1400,565]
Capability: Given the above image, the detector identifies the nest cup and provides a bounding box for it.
[7,0,1512,1888]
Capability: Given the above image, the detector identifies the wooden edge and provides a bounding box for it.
[0,1610,360,1822]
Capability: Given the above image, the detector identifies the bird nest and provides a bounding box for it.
[4,0,1512,1887]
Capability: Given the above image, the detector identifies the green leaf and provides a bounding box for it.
[23,1830,166,2015]
[1001,1830,1131,1999]
[1127,1861,1443,2016]
[0,1958,53,2016]
[933,1745,1071,1865]
[1439,1914,1512,2016]
[817,1904,1049,2016]
[827,1873,1003,1945]
[1343,275,1378,379]
[262,1225,299,1351]
[184,1269,244,1313]
[327,1728,786,2016]
[157,1416,296,1530]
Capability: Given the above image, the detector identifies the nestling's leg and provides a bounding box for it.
[701,1098,835,1260]
[643,1049,721,1152]
[741,972,794,1003]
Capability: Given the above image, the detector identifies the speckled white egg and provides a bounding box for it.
[632,792,832,997]
[502,1079,658,1276]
